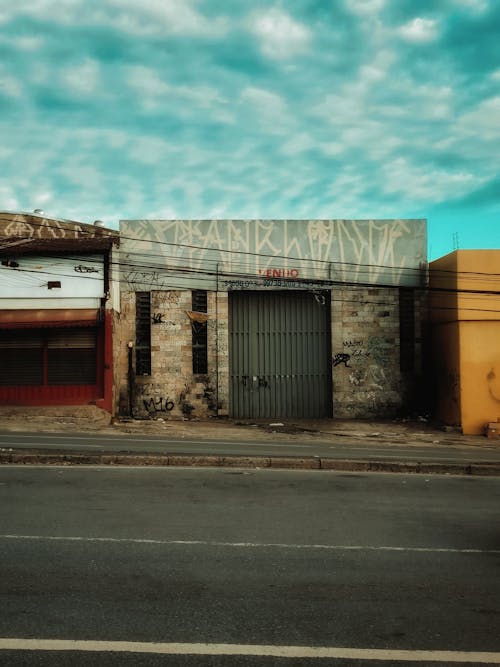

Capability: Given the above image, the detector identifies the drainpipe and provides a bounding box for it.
[215,264,220,415]
[127,341,134,417]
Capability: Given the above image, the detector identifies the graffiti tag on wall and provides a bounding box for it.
[367,337,391,365]
[121,219,426,290]
[332,353,351,367]
[2,214,115,240]
[143,396,175,413]
[333,336,395,390]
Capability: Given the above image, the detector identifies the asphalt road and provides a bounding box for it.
[1,430,500,464]
[0,467,499,666]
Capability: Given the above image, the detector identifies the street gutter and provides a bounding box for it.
[1,451,500,476]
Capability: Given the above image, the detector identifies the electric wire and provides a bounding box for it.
[2,215,500,314]
[0,213,489,281]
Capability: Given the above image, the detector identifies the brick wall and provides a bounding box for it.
[331,286,403,417]
[115,290,222,419]
[115,287,426,420]
[216,292,230,416]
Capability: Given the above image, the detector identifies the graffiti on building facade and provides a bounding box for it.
[121,219,426,290]
[152,313,164,324]
[143,396,175,413]
[332,353,351,368]
[343,340,364,349]
[367,336,392,366]
[334,335,396,392]
[74,264,99,274]
[2,214,114,240]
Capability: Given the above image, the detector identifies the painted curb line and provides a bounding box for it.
[0,452,500,476]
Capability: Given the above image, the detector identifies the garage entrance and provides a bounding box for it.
[0,327,101,405]
[229,291,332,419]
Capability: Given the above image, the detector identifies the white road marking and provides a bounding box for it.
[1,534,499,554]
[0,638,499,662]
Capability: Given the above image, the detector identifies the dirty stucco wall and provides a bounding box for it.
[460,321,500,434]
[432,321,461,427]
[429,250,500,434]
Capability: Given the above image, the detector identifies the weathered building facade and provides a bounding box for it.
[0,212,119,413]
[116,219,427,420]
[430,249,500,434]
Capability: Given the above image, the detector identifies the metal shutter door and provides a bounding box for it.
[229,291,332,419]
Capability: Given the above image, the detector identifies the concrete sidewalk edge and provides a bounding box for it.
[1,451,500,476]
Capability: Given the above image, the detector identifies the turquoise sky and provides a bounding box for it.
[1,0,499,260]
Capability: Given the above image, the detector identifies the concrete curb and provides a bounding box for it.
[1,452,500,476]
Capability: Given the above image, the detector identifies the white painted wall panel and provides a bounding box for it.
[0,255,104,300]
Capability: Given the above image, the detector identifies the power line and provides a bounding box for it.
[0,214,432,278]
[4,214,500,285]
[4,253,500,319]
[3,216,500,311]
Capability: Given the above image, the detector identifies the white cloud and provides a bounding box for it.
[0,185,19,210]
[33,191,54,207]
[125,65,230,120]
[456,96,500,142]
[399,18,438,43]
[240,86,287,118]
[312,76,456,164]
[109,0,229,37]
[382,157,480,201]
[0,68,22,98]
[411,84,453,120]
[61,59,100,95]
[0,0,89,25]
[280,133,314,156]
[345,0,386,16]
[172,84,226,110]
[126,65,170,99]
[104,130,129,150]
[0,35,44,51]
[0,0,228,37]
[314,93,365,126]
[249,9,311,60]
[128,136,171,166]
[453,0,489,12]
[358,50,395,84]
[58,162,103,190]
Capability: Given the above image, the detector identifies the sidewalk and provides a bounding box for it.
[0,404,489,444]
[1,406,500,475]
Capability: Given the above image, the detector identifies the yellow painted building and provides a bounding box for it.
[430,250,500,434]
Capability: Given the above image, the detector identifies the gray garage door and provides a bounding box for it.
[229,291,332,419]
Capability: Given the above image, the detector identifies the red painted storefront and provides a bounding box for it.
[0,309,113,412]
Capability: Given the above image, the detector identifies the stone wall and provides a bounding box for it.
[331,286,406,418]
[114,286,427,420]
[216,292,230,416]
[115,290,221,419]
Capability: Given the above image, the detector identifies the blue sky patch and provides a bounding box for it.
[1,0,499,258]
